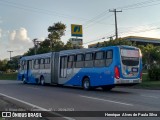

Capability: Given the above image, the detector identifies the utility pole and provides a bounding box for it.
[109,9,122,39]
[7,51,13,60]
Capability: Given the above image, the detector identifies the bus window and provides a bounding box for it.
[23,61,27,70]
[85,53,94,67]
[34,59,40,69]
[21,61,25,70]
[29,60,32,69]
[94,51,105,67]
[68,55,74,68]
[106,50,113,66]
[121,49,139,66]
[60,56,67,78]
[76,54,84,68]
[40,59,45,69]
[44,58,50,69]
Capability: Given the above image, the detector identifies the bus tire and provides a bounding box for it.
[82,77,91,90]
[101,85,114,91]
[40,76,45,86]
[22,76,26,84]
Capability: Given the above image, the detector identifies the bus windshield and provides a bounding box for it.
[121,49,139,66]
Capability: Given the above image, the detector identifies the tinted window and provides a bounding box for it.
[95,51,104,60]
[68,55,74,62]
[40,59,44,64]
[106,50,113,66]
[76,54,84,61]
[121,49,139,66]
[34,59,40,69]
[85,53,94,68]
[68,55,74,68]
[29,60,32,69]
[76,54,84,68]
[45,58,50,64]
[21,61,26,70]
[35,59,39,64]
[60,56,67,78]
[44,58,50,69]
[106,51,113,59]
[94,51,105,67]
[85,53,93,61]
[122,57,139,66]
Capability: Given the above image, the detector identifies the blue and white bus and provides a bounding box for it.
[18,45,142,90]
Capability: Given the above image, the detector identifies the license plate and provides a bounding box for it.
[132,68,138,72]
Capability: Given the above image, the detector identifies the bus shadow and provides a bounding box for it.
[18,82,133,94]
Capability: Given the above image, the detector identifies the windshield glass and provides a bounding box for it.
[121,49,139,66]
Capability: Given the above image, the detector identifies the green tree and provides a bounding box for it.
[102,38,133,47]
[6,56,20,71]
[138,44,160,69]
[64,40,74,50]
[37,39,51,54]
[0,59,8,71]
[24,22,66,56]
[24,47,35,56]
[48,22,66,51]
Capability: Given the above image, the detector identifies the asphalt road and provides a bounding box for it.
[0,80,160,120]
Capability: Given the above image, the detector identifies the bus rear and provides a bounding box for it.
[114,46,142,85]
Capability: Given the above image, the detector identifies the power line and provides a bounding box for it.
[83,30,115,45]
[119,27,160,37]
[83,26,160,46]
[117,0,160,10]
[82,0,160,45]
[123,2,160,10]
[0,0,89,21]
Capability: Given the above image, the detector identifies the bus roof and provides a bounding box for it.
[59,45,138,55]
[20,52,52,61]
[20,45,138,60]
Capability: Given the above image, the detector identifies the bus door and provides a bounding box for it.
[51,52,60,84]
[26,60,32,81]
[60,56,67,78]
[67,55,74,79]
[120,48,140,78]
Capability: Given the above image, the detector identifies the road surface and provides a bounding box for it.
[0,80,160,120]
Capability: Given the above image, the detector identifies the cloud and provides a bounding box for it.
[0,28,34,60]
[9,28,31,42]
[8,28,33,52]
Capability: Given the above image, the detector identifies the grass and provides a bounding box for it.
[133,73,160,89]
[0,72,17,80]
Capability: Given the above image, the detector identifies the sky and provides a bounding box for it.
[1,0,160,60]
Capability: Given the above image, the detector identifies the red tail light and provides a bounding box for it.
[114,66,120,79]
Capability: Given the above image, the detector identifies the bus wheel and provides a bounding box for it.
[101,85,114,91]
[83,78,91,90]
[22,77,26,84]
[40,77,45,86]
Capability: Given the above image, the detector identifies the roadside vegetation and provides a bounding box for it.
[133,73,160,89]
[0,72,17,80]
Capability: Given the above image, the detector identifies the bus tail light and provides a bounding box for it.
[114,66,120,79]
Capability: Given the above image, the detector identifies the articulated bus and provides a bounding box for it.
[18,45,142,90]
